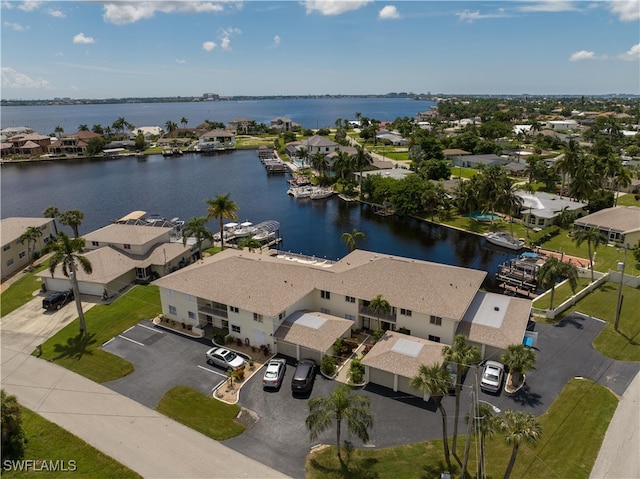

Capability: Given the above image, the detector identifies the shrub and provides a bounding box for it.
[213,330,227,345]
[373,329,385,342]
[349,358,365,384]
[321,355,336,376]
[333,338,343,357]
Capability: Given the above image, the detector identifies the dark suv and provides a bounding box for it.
[42,290,74,311]
[291,359,316,395]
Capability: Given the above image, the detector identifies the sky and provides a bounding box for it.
[1,0,639,99]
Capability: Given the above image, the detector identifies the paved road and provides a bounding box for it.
[0,297,290,479]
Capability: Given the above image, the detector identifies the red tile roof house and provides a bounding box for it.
[6,132,52,158]
[48,131,102,157]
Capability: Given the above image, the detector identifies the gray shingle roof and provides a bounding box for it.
[275,310,352,353]
[1,217,53,245]
[83,224,173,246]
[575,206,640,234]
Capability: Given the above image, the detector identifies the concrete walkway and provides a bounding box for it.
[590,370,640,479]
[1,285,290,478]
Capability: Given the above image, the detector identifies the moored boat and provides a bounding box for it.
[310,187,334,200]
[485,231,525,251]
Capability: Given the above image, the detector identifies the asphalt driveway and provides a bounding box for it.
[101,320,226,408]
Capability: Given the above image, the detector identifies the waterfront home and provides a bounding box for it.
[270,117,296,131]
[227,118,253,134]
[129,126,163,140]
[152,248,532,395]
[516,191,587,229]
[37,222,192,297]
[1,217,54,280]
[196,129,236,151]
[302,135,340,156]
[450,153,510,169]
[48,130,102,156]
[574,206,640,246]
[5,132,52,157]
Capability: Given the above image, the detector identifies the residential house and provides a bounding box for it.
[574,206,640,247]
[196,129,236,152]
[129,126,163,140]
[6,133,52,157]
[227,118,253,134]
[450,154,510,169]
[303,135,340,156]
[37,222,192,297]
[270,117,295,132]
[48,131,101,156]
[1,218,55,280]
[152,248,532,397]
[516,191,587,229]
[545,120,579,131]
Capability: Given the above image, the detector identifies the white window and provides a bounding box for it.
[18,251,26,259]
[345,296,356,303]
[186,294,196,301]
[253,313,263,323]
[231,324,241,334]
[91,241,99,247]
[401,308,412,317]
[321,290,330,300]
[123,244,131,250]
[169,305,177,315]
[167,289,175,297]
[188,311,196,320]
[430,315,442,326]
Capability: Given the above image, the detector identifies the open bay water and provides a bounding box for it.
[1,98,517,290]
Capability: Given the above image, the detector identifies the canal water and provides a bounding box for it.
[1,149,517,291]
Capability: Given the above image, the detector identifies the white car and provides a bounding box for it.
[206,347,245,371]
[480,360,504,393]
[262,358,287,389]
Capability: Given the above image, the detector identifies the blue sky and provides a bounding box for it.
[1,0,639,99]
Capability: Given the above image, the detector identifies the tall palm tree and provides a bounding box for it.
[182,216,213,260]
[44,232,92,339]
[19,226,43,267]
[368,294,390,330]
[310,152,328,180]
[499,410,542,479]
[305,385,373,462]
[352,145,373,199]
[297,146,309,168]
[573,227,606,282]
[537,256,578,310]
[468,402,499,479]
[54,125,64,138]
[442,335,481,456]
[43,205,60,235]
[410,363,453,470]
[501,343,536,392]
[205,194,239,250]
[496,182,523,237]
[78,124,89,131]
[341,229,365,253]
[333,150,354,181]
[59,209,85,238]
[180,117,188,129]
[557,139,581,197]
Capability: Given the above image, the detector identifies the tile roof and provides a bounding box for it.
[361,331,446,378]
[275,310,352,353]
[83,224,173,246]
[575,206,640,234]
[1,217,53,245]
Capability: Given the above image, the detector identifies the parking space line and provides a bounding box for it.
[118,335,144,346]
[102,338,115,347]
[138,323,162,333]
[123,326,135,334]
[197,365,227,378]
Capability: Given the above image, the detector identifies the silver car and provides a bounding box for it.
[262,358,286,389]
[206,347,245,371]
[480,360,504,393]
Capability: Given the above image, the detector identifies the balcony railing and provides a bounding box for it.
[359,305,396,323]
[197,304,228,319]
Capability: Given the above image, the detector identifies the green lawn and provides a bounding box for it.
[37,285,161,383]
[155,386,245,440]
[306,379,617,479]
[1,263,48,317]
[532,277,591,309]
[616,193,640,207]
[1,406,141,479]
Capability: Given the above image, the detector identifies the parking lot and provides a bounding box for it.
[101,320,228,408]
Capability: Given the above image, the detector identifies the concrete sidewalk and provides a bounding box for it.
[590,370,640,479]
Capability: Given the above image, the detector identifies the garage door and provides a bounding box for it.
[299,346,322,364]
[368,367,395,390]
[275,340,297,359]
[397,375,422,398]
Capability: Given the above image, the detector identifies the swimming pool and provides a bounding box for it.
[467,212,501,222]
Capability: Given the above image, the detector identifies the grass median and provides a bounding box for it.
[38,284,161,383]
[1,263,48,317]
[306,379,617,479]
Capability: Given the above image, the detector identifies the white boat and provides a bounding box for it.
[338,193,357,203]
[287,186,313,198]
[310,187,334,200]
[233,221,256,238]
[486,232,525,251]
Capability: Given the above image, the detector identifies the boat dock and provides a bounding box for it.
[495,252,543,297]
[258,146,288,174]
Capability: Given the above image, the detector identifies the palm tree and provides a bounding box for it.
[43,205,60,235]
[341,229,365,253]
[499,410,542,479]
[468,402,499,479]
[44,232,92,339]
[297,146,309,168]
[501,343,536,393]
[368,294,390,330]
[59,209,85,238]
[310,152,328,180]
[352,145,373,199]
[557,139,581,197]
[573,227,606,282]
[205,194,239,250]
[165,121,178,135]
[496,182,523,237]
[333,150,354,181]
[442,335,481,456]
[19,226,43,267]
[305,385,373,462]
[182,216,213,260]
[537,256,578,310]
[78,124,89,131]
[410,363,453,470]
[54,125,64,138]
[180,117,188,129]
[237,237,262,252]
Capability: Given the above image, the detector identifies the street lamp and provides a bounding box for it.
[614,245,628,331]
[477,400,501,414]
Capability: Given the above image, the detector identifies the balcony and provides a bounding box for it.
[359,305,396,323]
[197,304,228,319]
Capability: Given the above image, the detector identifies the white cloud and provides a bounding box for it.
[456,8,509,23]
[217,27,241,51]
[618,43,640,61]
[73,33,95,44]
[516,1,580,13]
[569,50,599,61]
[273,35,281,48]
[176,58,186,64]
[47,8,65,18]
[203,41,217,52]
[379,5,400,20]
[221,36,231,51]
[4,21,28,31]
[18,1,41,12]
[608,0,640,21]
[102,1,240,25]
[1,2,14,10]
[1,66,51,89]
[304,0,372,16]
